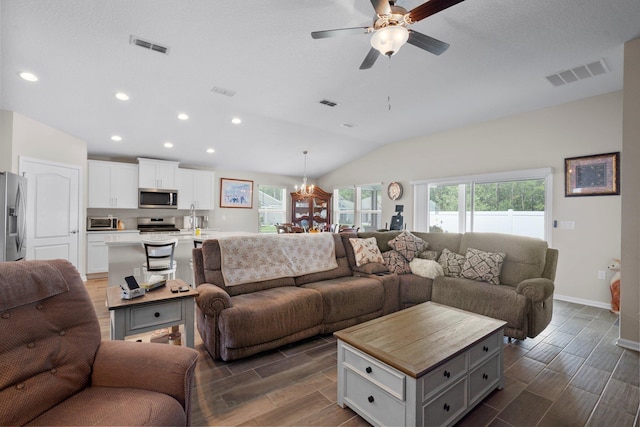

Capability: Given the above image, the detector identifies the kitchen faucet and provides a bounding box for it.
[189,203,196,232]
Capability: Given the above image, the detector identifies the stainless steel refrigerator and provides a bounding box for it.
[0,172,27,261]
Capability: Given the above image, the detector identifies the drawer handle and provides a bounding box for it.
[443,370,450,378]
[443,403,450,412]
[365,366,372,374]
[482,373,489,380]
[368,395,374,403]
[483,345,489,352]
[154,312,160,318]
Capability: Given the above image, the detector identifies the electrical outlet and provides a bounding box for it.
[598,270,606,280]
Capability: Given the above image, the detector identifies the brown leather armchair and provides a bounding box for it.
[0,259,199,426]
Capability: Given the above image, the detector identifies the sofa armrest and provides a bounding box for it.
[196,283,232,315]
[91,340,198,412]
[516,278,555,302]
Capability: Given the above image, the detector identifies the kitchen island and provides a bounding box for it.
[104,230,254,287]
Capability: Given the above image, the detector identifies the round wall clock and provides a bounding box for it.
[387,182,403,200]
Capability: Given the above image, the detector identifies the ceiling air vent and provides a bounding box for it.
[211,86,236,97]
[545,59,609,87]
[319,99,339,107]
[129,35,170,55]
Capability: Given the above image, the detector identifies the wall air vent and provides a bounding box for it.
[545,59,609,87]
[319,99,339,107]
[129,35,170,55]
[211,86,236,97]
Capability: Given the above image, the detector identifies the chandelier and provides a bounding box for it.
[295,150,314,196]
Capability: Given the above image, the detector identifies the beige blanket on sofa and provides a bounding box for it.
[218,233,338,286]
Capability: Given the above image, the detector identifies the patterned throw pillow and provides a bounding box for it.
[438,248,466,277]
[349,237,384,267]
[416,250,441,261]
[388,231,427,262]
[382,250,412,274]
[460,248,506,285]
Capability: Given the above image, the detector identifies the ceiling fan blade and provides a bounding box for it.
[407,30,450,55]
[359,47,380,70]
[408,0,466,23]
[311,27,370,39]
[370,0,391,16]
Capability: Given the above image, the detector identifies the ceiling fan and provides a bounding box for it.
[311,0,466,69]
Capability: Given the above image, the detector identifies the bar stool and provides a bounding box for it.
[141,238,178,281]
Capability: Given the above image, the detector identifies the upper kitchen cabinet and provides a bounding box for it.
[138,158,179,189]
[177,168,215,210]
[88,160,138,209]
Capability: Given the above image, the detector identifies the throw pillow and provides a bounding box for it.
[387,231,427,262]
[382,250,412,274]
[349,237,384,267]
[461,248,506,285]
[409,258,444,279]
[352,262,388,275]
[416,249,441,261]
[438,248,466,277]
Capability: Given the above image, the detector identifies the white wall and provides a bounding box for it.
[319,92,623,308]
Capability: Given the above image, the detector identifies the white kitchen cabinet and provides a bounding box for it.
[138,158,179,189]
[177,168,215,210]
[88,160,138,209]
[87,232,110,273]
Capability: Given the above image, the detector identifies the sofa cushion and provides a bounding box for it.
[383,250,412,274]
[438,248,466,277]
[349,237,384,267]
[352,262,389,275]
[219,287,323,349]
[460,247,506,285]
[399,274,433,308]
[301,277,384,325]
[410,258,444,279]
[388,231,426,262]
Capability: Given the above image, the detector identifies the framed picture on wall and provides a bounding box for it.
[220,178,253,208]
[565,152,620,197]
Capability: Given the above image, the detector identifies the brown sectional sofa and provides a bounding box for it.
[193,231,557,361]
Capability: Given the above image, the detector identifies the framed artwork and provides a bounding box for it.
[220,178,253,208]
[565,152,620,197]
[387,182,403,200]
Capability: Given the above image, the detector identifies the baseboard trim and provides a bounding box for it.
[554,294,611,310]
[616,338,640,352]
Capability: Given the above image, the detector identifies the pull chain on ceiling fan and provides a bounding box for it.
[311,0,464,70]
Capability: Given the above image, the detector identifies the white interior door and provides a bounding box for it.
[19,157,81,269]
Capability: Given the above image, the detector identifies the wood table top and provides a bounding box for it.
[334,302,506,378]
[106,279,199,310]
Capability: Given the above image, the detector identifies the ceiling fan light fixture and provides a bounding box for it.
[370,26,409,56]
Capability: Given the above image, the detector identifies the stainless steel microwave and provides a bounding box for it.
[139,188,178,209]
[87,216,118,231]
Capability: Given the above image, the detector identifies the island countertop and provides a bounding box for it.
[104,230,255,246]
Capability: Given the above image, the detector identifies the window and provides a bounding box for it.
[414,169,552,241]
[258,185,287,233]
[333,187,355,228]
[359,185,382,231]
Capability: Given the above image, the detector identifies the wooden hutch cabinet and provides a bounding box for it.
[290,187,331,231]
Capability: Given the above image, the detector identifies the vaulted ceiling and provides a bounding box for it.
[2,0,639,178]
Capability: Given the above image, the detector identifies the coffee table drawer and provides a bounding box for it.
[345,369,405,427]
[129,300,182,330]
[469,353,501,404]
[422,352,467,401]
[344,344,405,400]
[469,331,501,367]
[423,378,468,427]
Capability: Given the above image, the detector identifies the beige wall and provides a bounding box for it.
[320,92,623,309]
[620,38,640,349]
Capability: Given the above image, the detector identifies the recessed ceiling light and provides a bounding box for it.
[110,135,122,142]
[231,117,242,125]
[164,142,174,148]
[114,92,130,101]
[177,113,189,120]
[206,148,215,154]
[19,72,38,82]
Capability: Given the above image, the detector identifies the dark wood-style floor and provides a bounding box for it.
[87,278,639,426]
